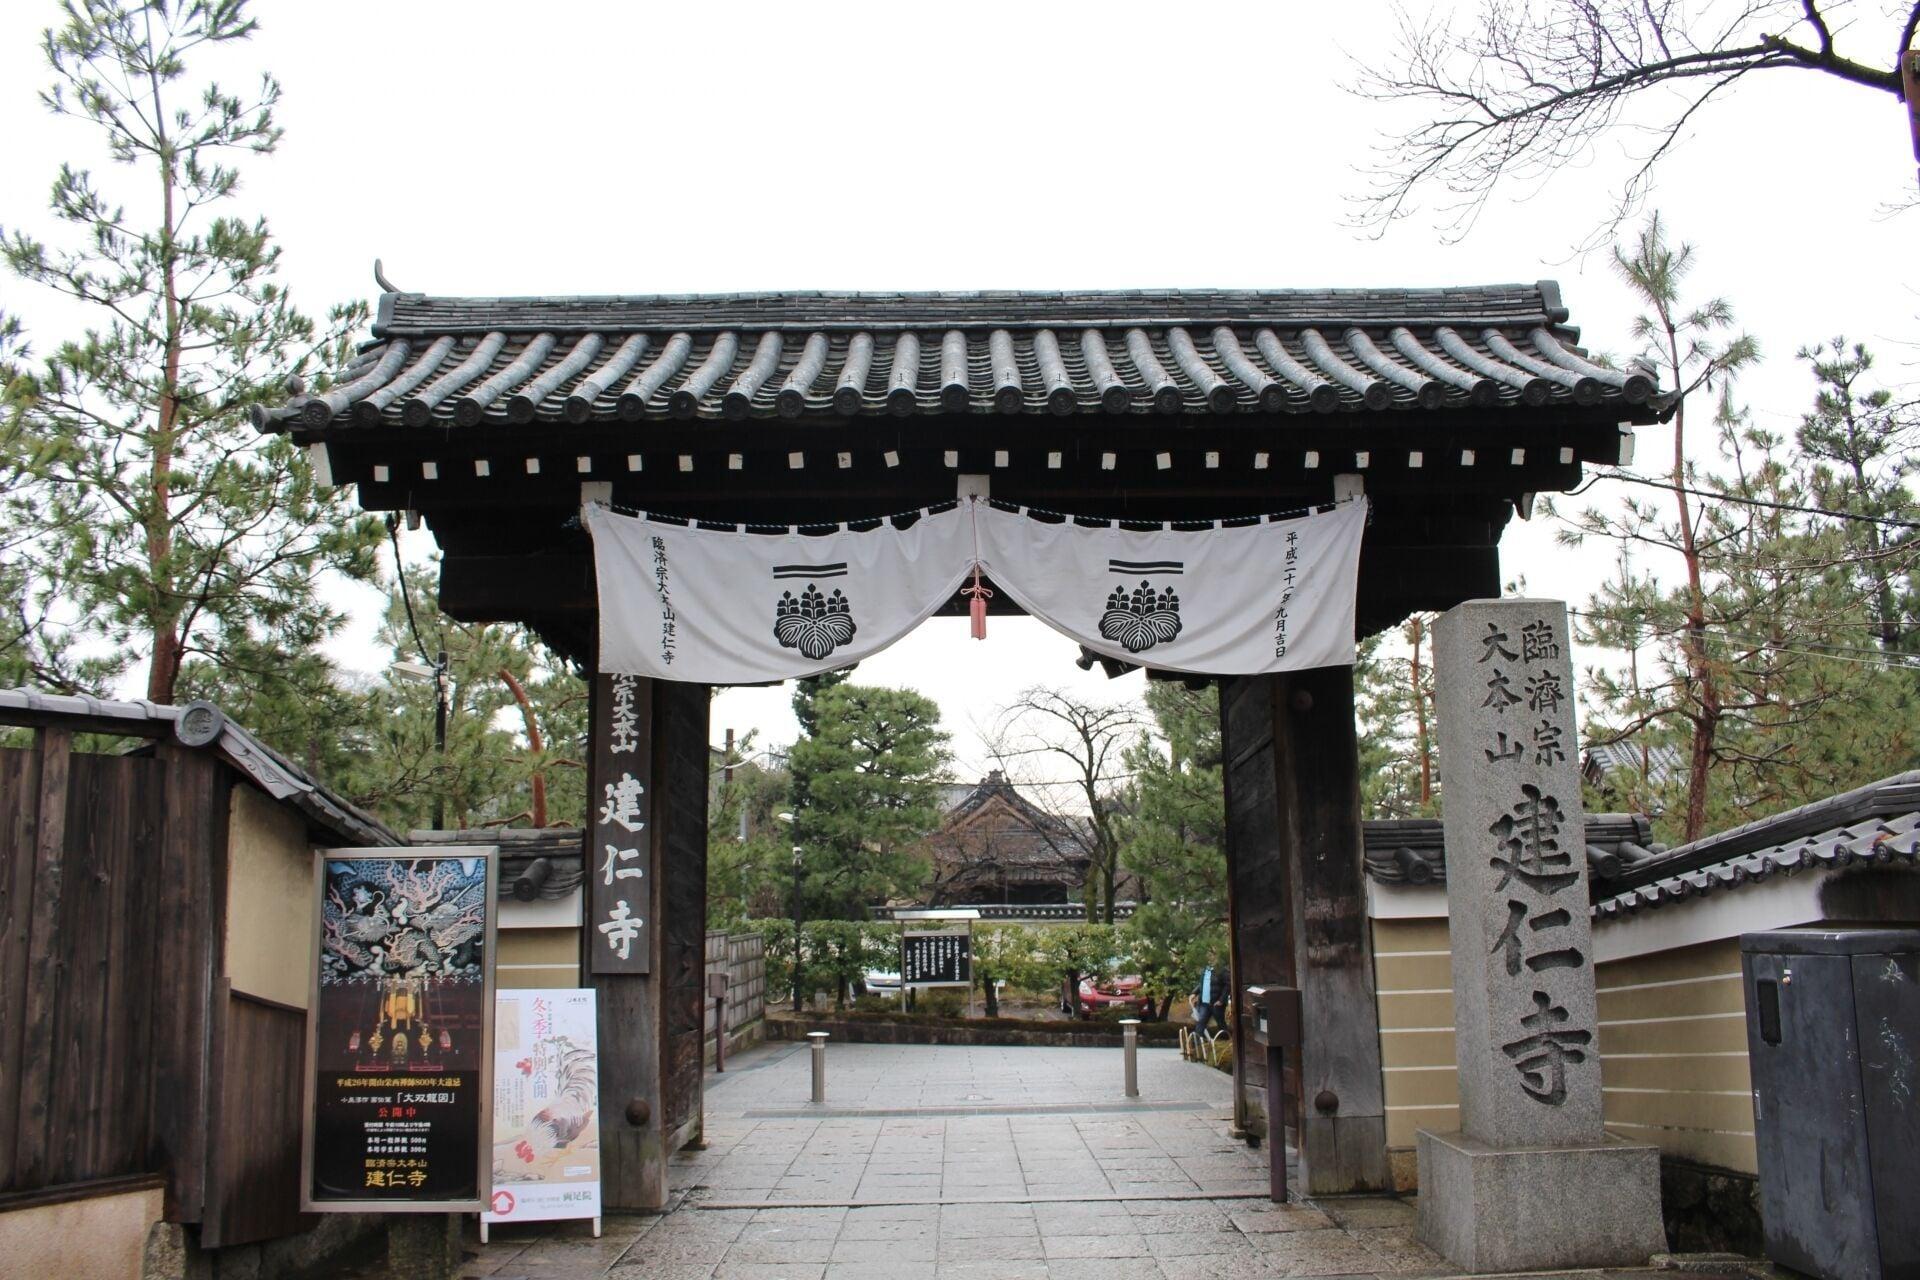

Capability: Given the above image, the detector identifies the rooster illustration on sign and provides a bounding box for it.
[1100,578,1184,653]
[773,583,857,660]
[494,1036,598,1183]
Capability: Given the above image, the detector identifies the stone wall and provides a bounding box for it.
[767,1014,1180,1048]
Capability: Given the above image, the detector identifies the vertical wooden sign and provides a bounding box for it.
[589,672,652,976]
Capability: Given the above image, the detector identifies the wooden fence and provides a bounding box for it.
[703,930,767,1045]
[0,730,225,1227]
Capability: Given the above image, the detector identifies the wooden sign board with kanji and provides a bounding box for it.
[589,672,652,976]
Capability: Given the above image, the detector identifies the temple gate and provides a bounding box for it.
[258,284,1661,1207]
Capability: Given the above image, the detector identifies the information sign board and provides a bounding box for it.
[901,929,972,987]
[484,989,602,1227]
[301,847,497,1213]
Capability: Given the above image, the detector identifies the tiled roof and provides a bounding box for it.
[1582,740,1684,789]
[1362,814,1662,891]
[254,284,1658,431]
[0,689,398,847]
[411,828,586,902]
[1592,774,1920,919]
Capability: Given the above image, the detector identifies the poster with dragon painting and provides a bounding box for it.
[301,847,497,1213]
[484,989,602,1229]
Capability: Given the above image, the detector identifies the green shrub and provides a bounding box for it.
[917,989,967,1018]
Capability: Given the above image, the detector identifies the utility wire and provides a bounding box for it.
[1567,609,1920,670]
[1586,469,1920,531]
[386,515,436,667]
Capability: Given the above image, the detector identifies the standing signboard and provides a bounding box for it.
[483,988,602,1237]
[901,930,972,987]
[301,847,497,1213]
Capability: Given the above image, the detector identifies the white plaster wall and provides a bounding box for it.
[225,782,314,1009]
[0,1184,163,1280]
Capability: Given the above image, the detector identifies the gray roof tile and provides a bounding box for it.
[256,284,1659,432]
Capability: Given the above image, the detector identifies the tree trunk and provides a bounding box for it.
[1667,322,1718,843]
[500,667,548,826]
[145,61,184,706]
[1409,615,1432,805]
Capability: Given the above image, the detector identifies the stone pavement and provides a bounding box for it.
[447,1041,1733,1280]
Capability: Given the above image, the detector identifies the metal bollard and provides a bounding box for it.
[808,1031,829,1104]
[1120,1018,1140,1098]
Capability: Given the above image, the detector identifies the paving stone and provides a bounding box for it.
[1230,1207,1337,1234]
[1319,1199,1416,1230]
[932,1234,1048,1262]
[605,1265,718,1280]
[822,1264,937,1280]
[733,1220,840,1243]
[1247,1228,1383,1275]
[1347,1226,1448,1274]
[620,1238,732,1268]
[1045,1233,1152,1259]
[718,1238,836,1265]
[1156,1256,1289,1280]
[1044,1259,1171,1280]
[1037,1212,1143,1239]
[934,1262,1050,1279]
[837,1216,936,1242]
[710,1264,826,1280]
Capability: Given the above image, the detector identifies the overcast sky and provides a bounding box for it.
[2,1,1914,791]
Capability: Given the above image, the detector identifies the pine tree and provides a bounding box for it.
[1558,214,1758,840]
[1119,681,1226,915]
[332,557,586,832]
[788,683,950,919]
[2,0,381,704]
[1573,356,1920,840]
[1794,338,1917,653]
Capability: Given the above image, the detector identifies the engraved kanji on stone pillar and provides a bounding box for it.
[1432,600,1601,1148]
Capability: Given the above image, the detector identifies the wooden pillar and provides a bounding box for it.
[586,670,662,1209]
[1221,667,1389,1195]
[654,679,710,1157]
[584,671,709,1210]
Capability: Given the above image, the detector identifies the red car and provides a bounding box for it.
[1068,975,1155,1018]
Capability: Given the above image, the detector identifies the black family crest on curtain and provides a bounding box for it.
[588,497,1366,682]
[1099,559,1184,653]
[774,571,858,660]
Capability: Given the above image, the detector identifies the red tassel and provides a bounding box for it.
[964,567,991,640]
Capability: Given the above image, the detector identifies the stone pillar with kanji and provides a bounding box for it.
[1417,600,1664,1274]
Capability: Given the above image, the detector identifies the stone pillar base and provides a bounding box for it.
[386,1215,461,1280]
[1416,1128,1665,1274]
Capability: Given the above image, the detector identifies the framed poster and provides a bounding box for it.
[901,929,972,987]
[301,847,497,1213]
[484,989,601,1228]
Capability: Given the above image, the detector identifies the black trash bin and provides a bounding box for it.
[1740,928,1920,1280]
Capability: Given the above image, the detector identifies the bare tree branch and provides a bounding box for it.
[1350,0,1912,241]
